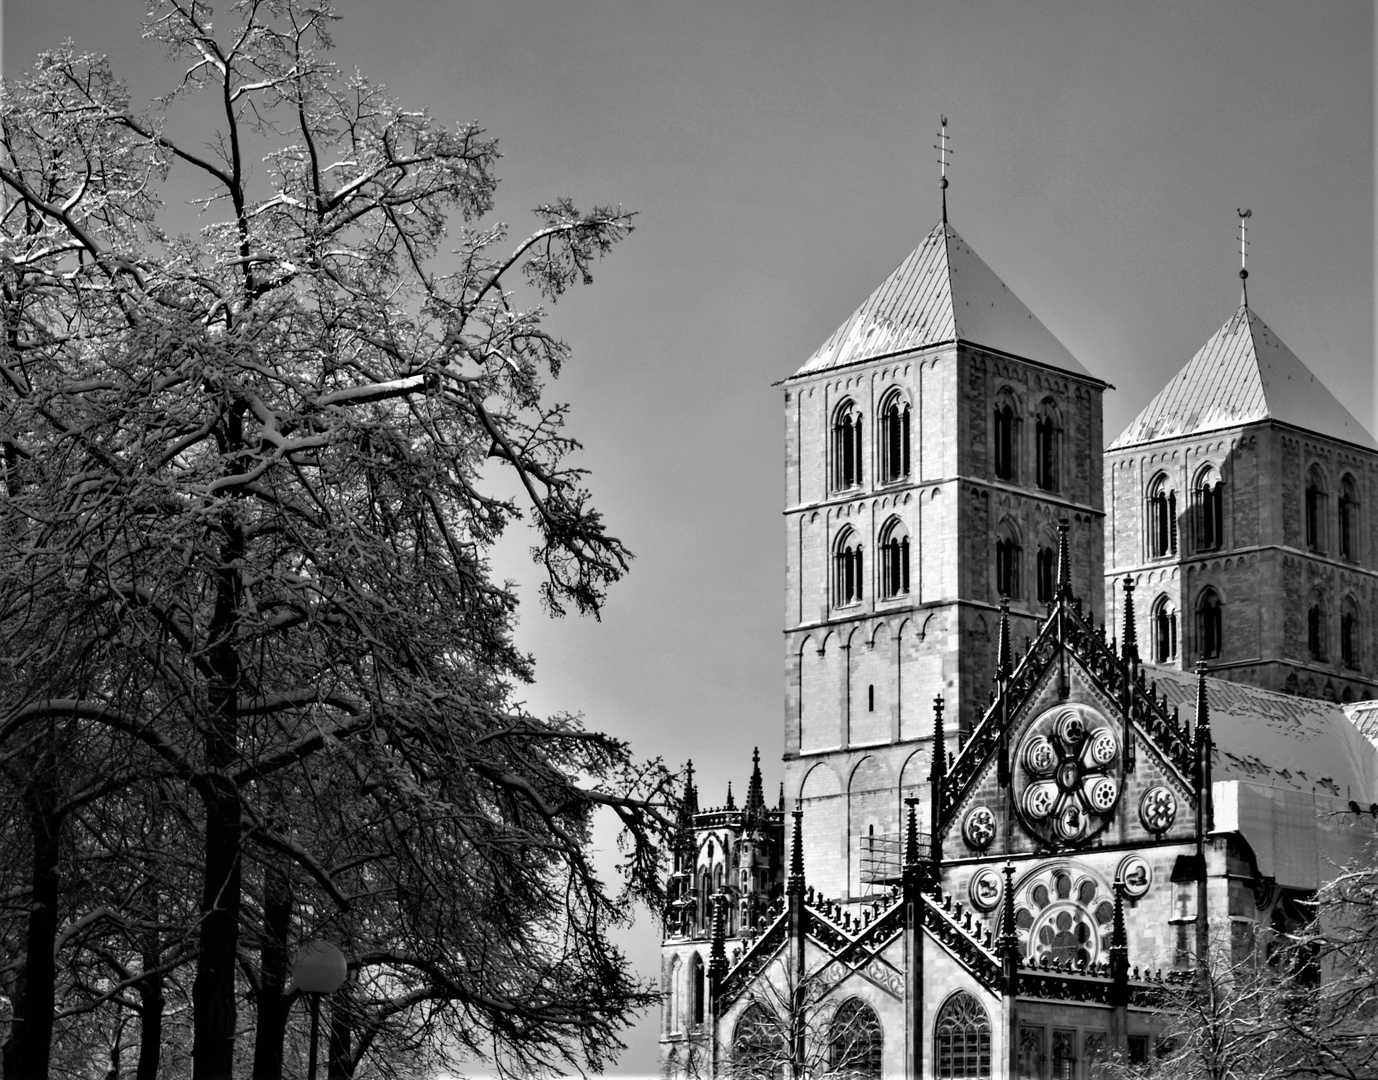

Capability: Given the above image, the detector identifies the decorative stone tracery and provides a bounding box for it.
[1014,703,1123,846]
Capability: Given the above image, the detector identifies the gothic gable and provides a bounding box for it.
[936,580,1206,863]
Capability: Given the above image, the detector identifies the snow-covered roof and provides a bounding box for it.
[1111,306,1377,450]
[1150,667,1378,803]
[1144,669,1378,888]
[1343,700,1378,749]
[789,221,1093,381]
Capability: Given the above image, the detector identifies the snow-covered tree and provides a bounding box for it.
[0,3,671,1077]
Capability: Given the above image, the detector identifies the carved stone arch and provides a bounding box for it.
[848,754,897,896]
[799,759,843,803]
[899,747,932,831]
[866,618,895,650]
[799,760,845,892]
[849,752,895,791]
[666,954,683,1034]
[829,997,883,1078]
[933,991,992,1079]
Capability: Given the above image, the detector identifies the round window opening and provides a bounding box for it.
[1014,703,1123,847]
[1029,903,1099,967]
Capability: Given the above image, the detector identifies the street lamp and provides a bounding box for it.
[291,941,348,1080]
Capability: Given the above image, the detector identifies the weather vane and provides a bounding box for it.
[934,116,952,222]
[1237,208,1252,307]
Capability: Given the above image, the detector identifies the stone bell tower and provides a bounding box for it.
[781,210,1107,902]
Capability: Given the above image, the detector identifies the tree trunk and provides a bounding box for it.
[191,494,246,1080]
[191,777,244,1080]
[252,863,294,1080]
[327,982,354,1080]
[1,761,61,1080]
[136,917,165,1080]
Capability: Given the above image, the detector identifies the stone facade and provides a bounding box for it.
[661,218,1378,1079]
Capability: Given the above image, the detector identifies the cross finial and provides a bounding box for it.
[935,115,952,223]
[1237,208,1252,307]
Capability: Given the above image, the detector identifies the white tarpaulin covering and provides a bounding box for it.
[1150,671,1378,888]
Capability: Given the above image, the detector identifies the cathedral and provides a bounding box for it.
[659,193,1378,1078]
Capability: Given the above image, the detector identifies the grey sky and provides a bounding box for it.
[7,2,1373,1075]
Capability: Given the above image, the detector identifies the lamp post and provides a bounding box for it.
[291,941,348,1080]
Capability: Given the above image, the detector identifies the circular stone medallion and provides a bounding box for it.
[1117,854,1152,898]
[1139,786,1178,834]
[1013,703,1123,848]
[969,867,1002,912]
[963,805,997,850]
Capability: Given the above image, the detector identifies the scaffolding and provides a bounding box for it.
[857,828,930,892]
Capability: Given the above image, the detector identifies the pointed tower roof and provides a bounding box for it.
[1112,306,1377,451]
[743,747,766,820]
[789,221,1094,381]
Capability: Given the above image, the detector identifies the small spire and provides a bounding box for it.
[999,862,1018,956]
[1237,208,1252,307]
[684,759,698,816]
[1055,519,1073,600]
[1121,576,1139,665]
[1109,879,1129,985]
[996,595,1013,680]
[1196,659,1215,834]
[1194,659,1211,736]
[787,809,805,895]
[725,781,735,811]
[904,797,921,869]
[744,746,765,818]
[708,893,728,982]
[928,696,946,785]
[934,115,952,223]
[778,781,785,813]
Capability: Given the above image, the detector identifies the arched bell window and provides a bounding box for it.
[879,388,911,483]
[1194,465,1224,552]
[1308,592,1328,662]
[1197,587,1222,661]
[1339,474,1359,561]
[1341,597,1360,670]
[1147,473,1177,559]
[829,998,883,1079]
[1305,464,1328,553]
[995,520,1022,599]
[1034,399,1061,493]
[1152,595,1178,663]
[993,389,1019,482]
[834,527,864,607]
[833,400,864,491]
[934,991,992,1080]
[879,517,910,599]
[1035,540,1056,605]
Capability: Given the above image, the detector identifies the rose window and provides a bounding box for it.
[1032,906,1097,967]
[1006,865,1116,967]
[1014,703,1122,846]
